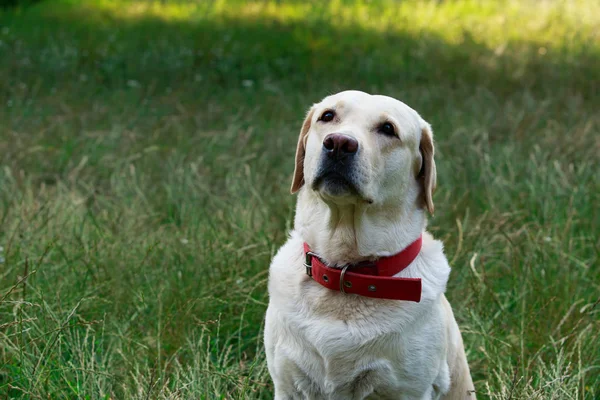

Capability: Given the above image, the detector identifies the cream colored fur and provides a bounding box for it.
[264,91,475,399]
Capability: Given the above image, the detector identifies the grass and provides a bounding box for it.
[0,0,598,398]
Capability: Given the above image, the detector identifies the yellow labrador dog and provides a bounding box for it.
[264,91,475,399]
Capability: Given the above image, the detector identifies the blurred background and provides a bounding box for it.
[0,0,598,398]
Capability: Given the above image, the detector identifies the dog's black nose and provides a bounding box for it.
[323,134,358,159]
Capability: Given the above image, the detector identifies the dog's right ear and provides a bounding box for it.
[419,121,437,215]
[290,106,316,194]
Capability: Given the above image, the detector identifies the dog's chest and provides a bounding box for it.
[277,303,442,398]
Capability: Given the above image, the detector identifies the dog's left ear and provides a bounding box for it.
[290,106,316,194]
[419,120,437,215]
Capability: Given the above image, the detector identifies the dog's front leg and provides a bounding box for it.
[274,386,303,400]
[273,369,330,400]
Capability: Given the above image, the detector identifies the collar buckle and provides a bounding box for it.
[339,265,351,294]
[304,251,316,277]
[339,262,375,294]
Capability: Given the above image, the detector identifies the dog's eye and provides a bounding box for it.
[319,110,335,122]
[379,122,396,137]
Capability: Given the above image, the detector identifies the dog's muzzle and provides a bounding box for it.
[312,133,361,196]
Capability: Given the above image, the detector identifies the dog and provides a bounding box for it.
[264,90,475,399]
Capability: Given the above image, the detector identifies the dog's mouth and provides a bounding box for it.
[311,170,374,204]
[312,171,359,196]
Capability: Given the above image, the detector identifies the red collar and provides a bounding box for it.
[303,236,422,302]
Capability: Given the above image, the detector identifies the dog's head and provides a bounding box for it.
[291,90,436,214]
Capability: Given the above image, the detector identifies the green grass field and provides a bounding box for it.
[0,0,599,398]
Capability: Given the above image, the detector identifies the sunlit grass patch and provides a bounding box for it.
[2,0,598,100]
[40,0,600,47]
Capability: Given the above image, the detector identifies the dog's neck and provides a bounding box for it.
[294,188,426,266]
